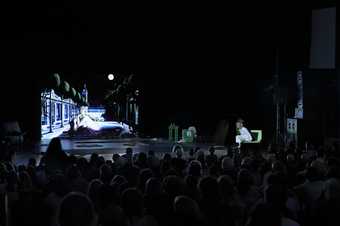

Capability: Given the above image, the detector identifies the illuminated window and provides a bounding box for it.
[56,103,62,121]
[51,101,55,123]
[64,104,69,119]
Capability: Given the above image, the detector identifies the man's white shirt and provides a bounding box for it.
[236,127,252,145]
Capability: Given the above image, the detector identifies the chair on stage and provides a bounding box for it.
[182,129,195,143]
[239,130,262,157]
[245,130,262,144]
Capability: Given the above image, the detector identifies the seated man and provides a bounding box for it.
[235,118,252,147]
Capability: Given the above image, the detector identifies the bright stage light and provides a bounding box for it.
[108,74,114,81]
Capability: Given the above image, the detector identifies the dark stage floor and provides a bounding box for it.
[15,137,228,166]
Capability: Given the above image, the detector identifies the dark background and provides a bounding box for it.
[0,1,337,144]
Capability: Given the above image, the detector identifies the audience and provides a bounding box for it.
[1,137,340,226]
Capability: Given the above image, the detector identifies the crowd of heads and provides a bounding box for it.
[0,137,340,226]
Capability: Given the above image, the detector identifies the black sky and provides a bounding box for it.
[0,2,335,136]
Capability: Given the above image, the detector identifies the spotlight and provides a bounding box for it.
[108,74,114,81]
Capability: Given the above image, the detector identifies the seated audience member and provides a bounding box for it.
[237,169,262,208]
[265,184,300,226]
[28,158,37,168]
[187,160,202,178]
[162,175,185,201]
[311,167,340,226]
[267,172,300,221]
[286,154,299,187]
[136,152,148,169]
[66,164,88,194]
[121,188,145,226]
[160,153,172,177]
[139,168,154,193]
[185,175,200,201]
[188,149,195,162]
[197,176,222,225]
[58,192,97,226]
[144,177,169,225]
[196,150,206,170]
[263,160,287,187]
[171,147,187,176]
[218,175,244,226]
[98,185,127,226]
[173,195,204,226]
[122,148,133,165]
[205,146,218,168]
[221,157,237,182]
[87,179,103,211]
[247,203,281,226]
[294,165,324,216]
[99,163,113,185]
[147,150,160,171]
[18,171,33,192]
[110,175,128,201]
[45,137,69,173]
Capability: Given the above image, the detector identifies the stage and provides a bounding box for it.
[45,137,227,158]
[15,136,228,166]
[14,119,229,166]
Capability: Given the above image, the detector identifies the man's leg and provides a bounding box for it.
[236,135,242,148]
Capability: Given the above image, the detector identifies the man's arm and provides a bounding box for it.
[240,127,252,142]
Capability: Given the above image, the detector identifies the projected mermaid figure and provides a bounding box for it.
[69,107,133,137]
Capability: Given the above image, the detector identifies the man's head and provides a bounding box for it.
[221,157,234,171]
[236,118,245,129]
[175,147,183,158]
[59,192,97,226]
[126,148,133,155]
[189,149,194,157]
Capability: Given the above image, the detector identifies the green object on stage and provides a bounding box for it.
[244,130,262,144]
[182,129,194,143]
[168,123,179,142]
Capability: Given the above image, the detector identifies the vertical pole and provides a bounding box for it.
[169,124,173,141]
[338,11,340,141]
[131,102,135,125]
[126,97,129,123]
[274,48,280,145]
[69,101,71,123]
[117,104,120,122]
[174,125,179,142]
[276,88,280,145]
[49,90,53,133]
[283,102,287,145]
[61,100,64,128]
[296,71,304,147]
[135,104,139,125]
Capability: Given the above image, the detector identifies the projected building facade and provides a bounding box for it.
[41,89,80,135]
